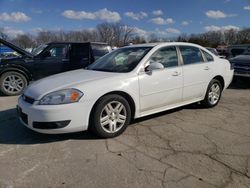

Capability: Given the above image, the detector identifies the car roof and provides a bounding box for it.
[124,42,206,49]
[46,41,108,45]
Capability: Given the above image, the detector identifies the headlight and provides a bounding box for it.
[39,89,83,105]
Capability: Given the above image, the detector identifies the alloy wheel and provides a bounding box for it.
[100,101,127,133]
[2,75,25,94]
[208,83,221,105]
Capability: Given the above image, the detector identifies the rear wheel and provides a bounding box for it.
[90,94,131,138]
[201,79,222,108]
[0,72,28,96]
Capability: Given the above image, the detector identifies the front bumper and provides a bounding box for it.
[17,97,92,134]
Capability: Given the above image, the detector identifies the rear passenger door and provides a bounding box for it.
[68,43,90,70]
[179,46,213,101]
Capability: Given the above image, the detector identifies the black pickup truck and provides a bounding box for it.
[0,39,111,95]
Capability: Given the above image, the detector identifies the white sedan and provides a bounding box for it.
[17,42,234,138]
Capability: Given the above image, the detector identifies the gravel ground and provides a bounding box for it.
[0,78,250,188]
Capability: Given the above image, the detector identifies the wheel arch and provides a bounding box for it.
[88,90,136,127]
[212,75,225,90]
[0,67,31,82]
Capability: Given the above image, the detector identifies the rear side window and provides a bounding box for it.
[149,46,178,68]
[179,46,204,65]
[202,50,214,62]
[92,45,110,60]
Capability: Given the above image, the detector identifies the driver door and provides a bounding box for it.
[32,44,69,80]
[138,46,183,113]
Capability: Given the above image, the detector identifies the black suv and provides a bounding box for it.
[0,39,111,96]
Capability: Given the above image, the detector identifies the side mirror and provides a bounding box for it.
[146,62,164,72]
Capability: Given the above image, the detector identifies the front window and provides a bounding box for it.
[88,47,152,73]
[148,46,178,68]
[42,45,68,59]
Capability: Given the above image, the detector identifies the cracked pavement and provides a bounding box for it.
[0,79,250,188]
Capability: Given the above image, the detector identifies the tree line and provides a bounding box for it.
[1,22,250,49]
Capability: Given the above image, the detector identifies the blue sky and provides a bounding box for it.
[0,0,250,38]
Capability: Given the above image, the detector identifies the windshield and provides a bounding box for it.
[88,47,152,73]
[32,44,48,56]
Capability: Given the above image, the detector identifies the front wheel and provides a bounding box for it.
[201,79,222,108]
[90,94,131,138]
[0,72,28,96]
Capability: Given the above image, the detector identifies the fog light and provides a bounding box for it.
[33,120,71,129]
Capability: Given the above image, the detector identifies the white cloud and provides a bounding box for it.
[0,12,31,22]
[243,6,250,10]
[133,27,148,37]
[124,11,147,20]
[181,21,189,26]
[31,27,44,33]
[152,10,163,16]
[150,17,174,25]
[166,28,181,34]
[205,10,236,19]
[62,8,121,22]
[204,25,240,32]
[0,27,24,37]
[133,27,181,40]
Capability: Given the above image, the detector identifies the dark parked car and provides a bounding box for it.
[230,51,250,78]
[206,47,226,59]
[228,44,250,58]
[0,39,111,95]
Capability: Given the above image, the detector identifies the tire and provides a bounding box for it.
[90,94,131,138]
[201,79,222,108]
[0,71,28,96]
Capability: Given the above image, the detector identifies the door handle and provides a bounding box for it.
[172,71,180,76]
[204,66,210,70]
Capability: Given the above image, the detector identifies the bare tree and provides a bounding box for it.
[0,28,8,40]
[96,23,135,47]
[36,31,58,45]
[148,34,160,43]
[96,23,115,45]
[12,34,34,48]
[236,28,250,44]
[129,36,146,44]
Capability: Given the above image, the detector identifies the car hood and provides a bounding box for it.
[230,55,250,64]
[24,69,118,100]
[0,38,33,58]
